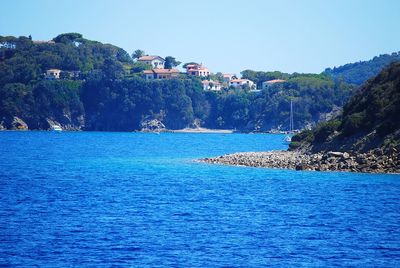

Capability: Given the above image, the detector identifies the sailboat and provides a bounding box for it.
[283,100,294,144]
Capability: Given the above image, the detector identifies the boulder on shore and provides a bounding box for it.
[140,118,166,132]
[198,150,399,174]
[11,117,28,130]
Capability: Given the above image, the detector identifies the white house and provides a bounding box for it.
[262,79,286,89]
[137,55,165,69]
[202,80,222,91]
[229,79,255,89]
[185,63,210,77]
[0,42,16,49]
[222,74,237,84]
[143,68,180,80]
[45,69,61,80]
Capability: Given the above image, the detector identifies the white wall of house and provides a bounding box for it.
[202,81,222,91]
[211,84,222,91]
[230,79,255,89]
[138,57,165,69]
[46,69,61,79]
[151,59,164,69]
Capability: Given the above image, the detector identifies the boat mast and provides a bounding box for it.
[290,100,293,133]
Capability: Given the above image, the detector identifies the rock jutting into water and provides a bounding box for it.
[199,149,400,174]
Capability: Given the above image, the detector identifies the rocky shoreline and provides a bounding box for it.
[199,149,400,174]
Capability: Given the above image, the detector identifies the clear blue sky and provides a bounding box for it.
[2,0,400,75]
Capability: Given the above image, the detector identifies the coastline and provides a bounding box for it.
[199,150,400,174]
[0,128,281,134]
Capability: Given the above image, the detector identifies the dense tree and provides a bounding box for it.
[182,62,199,68]
[132,49,145,60]
[241,70,290,87]
[130,62,151,73]
[53,33,83,44]
[324,52,400,85]
[164,56,181,69]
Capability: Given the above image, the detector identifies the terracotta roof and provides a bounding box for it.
[186,64,209,71]
[230,79,253,83]
[264,79,286,84]
[188,67,209,72]
[144,68,179,74]
[138,55,164,61]
[202,80,221,86]
[185,64,198,68]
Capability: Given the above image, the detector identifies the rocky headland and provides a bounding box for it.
[201,62,400,174]
[199,149,400,174]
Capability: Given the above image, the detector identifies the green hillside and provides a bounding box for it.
[291,62,400,153]
[324,52,400,85]
[0,33,355,131]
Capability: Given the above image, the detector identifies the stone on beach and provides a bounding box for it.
[199,150,399,174]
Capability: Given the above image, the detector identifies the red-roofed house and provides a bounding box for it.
[185,63,210,77]
[229,79,255,89]
[223,74,237,84]
[202,80,222,91]
[137,55,165,69]
[262,79,286,89]
[143,68,180,80]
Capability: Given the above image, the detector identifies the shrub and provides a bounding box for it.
[291,129,314,143]
[314,120,341,143]
[341,112,366,136]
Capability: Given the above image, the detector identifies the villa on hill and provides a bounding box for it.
[44,69,81,80]
[223,74,237,83]
[222,74,237,87]
[137,55,165,69]
[262,79,286,89]
[202,80,222,91]
[185,63,210,77]
[0,41,16,49]
[45,69,61,80]
[230,79,256,89]
[143,68,180,80]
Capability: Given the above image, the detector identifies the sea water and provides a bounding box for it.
[0,132,399,267]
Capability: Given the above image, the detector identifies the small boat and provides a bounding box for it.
[283,101,294,144]
[51,125,62,132]
[283,134,292,144]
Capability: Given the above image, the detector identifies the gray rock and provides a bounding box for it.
[140,118,166,132]
[11,116,28,130]
[327,151,344,158]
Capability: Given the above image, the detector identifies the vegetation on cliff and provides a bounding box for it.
[1,33,392,132]
[323,52,400,85]
[291,62,400,153]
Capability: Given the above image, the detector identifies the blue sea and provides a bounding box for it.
[1,131,399,267]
